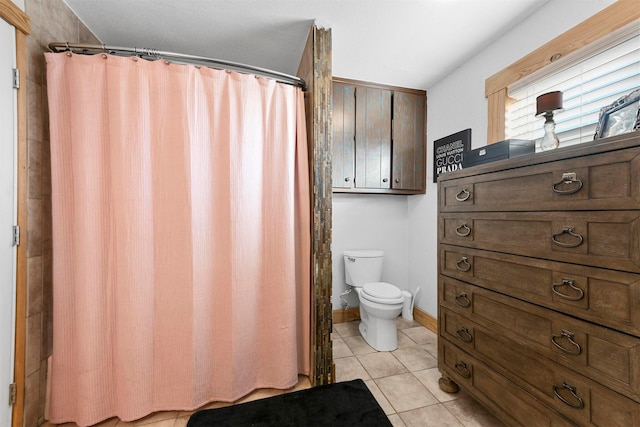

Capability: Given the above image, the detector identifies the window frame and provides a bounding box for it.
[485,0,640,144]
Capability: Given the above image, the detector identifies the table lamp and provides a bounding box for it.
[536,91,563,151]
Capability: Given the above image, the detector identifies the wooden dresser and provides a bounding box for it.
[437,132,640,426]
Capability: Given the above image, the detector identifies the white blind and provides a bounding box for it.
[507,26,640,148]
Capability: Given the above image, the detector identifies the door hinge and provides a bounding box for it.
[9,383,16,406]
[12,68,19,89]
[13,225,20,246]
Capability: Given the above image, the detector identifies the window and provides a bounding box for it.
[507,26,639,147]
[485,0,640,146]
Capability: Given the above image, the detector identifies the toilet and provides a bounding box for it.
[343,250,404,351]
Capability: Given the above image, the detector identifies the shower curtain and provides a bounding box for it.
[45,52,310,426]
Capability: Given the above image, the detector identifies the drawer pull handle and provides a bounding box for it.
[455,292,471,308]
[551,279,584,301]
[455,223,471,237]
[552,172,583,195]
[455,188,471,202]
[551,330,582,355]
[456,326,473,343]
[553,382,584,409]
[552,227,584,248]
[455,361,471,378]
[455,257,471,272]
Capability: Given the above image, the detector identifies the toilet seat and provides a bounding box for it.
[361,282,404,304]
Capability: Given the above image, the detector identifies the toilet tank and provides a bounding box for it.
[344,250,384,287]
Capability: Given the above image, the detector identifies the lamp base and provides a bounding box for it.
[539,114,559,151]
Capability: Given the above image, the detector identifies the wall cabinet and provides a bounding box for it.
[332,78,426,194]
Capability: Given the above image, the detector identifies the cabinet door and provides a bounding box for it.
[392,91,425,191]
[332,82,355,188]
[355,86,391,189]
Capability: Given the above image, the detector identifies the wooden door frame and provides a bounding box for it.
[0,1,29,426]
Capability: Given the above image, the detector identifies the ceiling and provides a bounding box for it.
[62,0,551,90]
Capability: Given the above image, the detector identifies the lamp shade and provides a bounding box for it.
[536,91,563,116]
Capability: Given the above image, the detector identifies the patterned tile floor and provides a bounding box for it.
[43,318,505,427]
[333,318,506,427]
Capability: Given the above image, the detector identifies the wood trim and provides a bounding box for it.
[333,187,425,196]
[313,25,333,386]
[298,21,315,387]
[413,307,437,334]
[0,0,31,427]
[485,0,639,97]
[298,25,334,386]
[333,76,426,96]
[332,308,360,324]
[12,28,27,427]
[486,90,505,144]
[1,3,31,426]
[0,0,30,34]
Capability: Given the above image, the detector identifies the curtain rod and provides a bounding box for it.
[48,42,307,91]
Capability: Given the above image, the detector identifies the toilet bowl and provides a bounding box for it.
[355,282,404,351]
[343,250,404,351]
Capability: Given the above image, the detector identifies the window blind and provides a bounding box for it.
[507,25,640,148]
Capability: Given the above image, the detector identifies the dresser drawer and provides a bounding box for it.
[440,299,640,401]
[439,245,640,336]
[440,211,640,273]
[439,340,574,427]
[440,314,640,425]
[439,145,640,212]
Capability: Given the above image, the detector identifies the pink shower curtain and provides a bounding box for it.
[45,52,310,426]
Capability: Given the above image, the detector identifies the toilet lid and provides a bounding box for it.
[362,282,404,304]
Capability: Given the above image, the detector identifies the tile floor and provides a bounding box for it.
[43,318,505,427]
[333,318,506,427]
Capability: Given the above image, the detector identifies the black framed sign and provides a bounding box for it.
[433,128,471,183]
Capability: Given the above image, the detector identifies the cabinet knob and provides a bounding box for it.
[456,326,473,343]
[455,292,471,308]
[552,172,583,195]
[553,382,584,409]
[455,188,471,202]
[455,256,471,272]
[382,178,388,183]
[395,178,400,183]
[455,361,471,378]
[455,223,472,237]
[551,329,582,355]
[551,278,584,301]
[344,177,350,182]
[552,226,583,248]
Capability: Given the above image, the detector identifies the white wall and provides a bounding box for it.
[332,194,410,309]
[408,0,617,318]
[10,0,24,11]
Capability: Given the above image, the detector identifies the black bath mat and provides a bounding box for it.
[187,379,392,427]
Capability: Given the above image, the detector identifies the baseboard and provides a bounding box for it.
[332,307,360,324]
[413,307,438,334]
[333,306,438,334]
